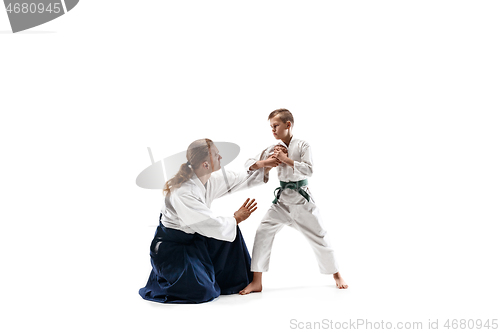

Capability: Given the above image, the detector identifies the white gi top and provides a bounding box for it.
[160,168,268,242]
[245,136,314,205]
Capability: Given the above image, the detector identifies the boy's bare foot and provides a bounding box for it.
[334,272,348,289]
[239,272,263,295]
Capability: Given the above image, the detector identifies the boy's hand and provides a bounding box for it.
[234,198,258,224]
[275,151,293,167]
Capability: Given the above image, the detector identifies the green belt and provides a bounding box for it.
[273,179,310,204]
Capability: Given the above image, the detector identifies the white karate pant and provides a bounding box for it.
[250,188,339,274]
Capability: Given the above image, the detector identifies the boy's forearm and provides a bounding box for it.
[282,156,294,167]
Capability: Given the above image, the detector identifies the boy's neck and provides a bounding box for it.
[282,134,293,147]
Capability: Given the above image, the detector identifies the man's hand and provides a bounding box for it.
[234,198,258,224]
[262,156,281,167]
[250,156,280,170]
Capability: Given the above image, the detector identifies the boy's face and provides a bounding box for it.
[269,115,290,140]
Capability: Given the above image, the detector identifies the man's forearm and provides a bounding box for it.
[249,160,262,170]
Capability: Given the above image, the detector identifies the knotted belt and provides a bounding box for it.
[272,179,310,204]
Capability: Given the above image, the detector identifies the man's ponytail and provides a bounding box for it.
[163,138,214,195]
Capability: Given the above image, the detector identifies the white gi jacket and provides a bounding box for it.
[245,136,314,205]
[160,168,268,242]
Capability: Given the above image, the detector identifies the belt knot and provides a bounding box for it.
[272,179,310,204]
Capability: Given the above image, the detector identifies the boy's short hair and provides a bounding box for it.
[268,108,294,126]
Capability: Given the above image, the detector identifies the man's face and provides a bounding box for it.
[269,115,290,140]
[210,145,222,172]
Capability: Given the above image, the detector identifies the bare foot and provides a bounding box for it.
[239,272,263,295]
[334,272,348,289]
[239,281,262,295]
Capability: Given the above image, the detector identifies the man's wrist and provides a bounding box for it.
[249,161,259,170]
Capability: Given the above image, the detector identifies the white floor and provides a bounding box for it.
[125,218,499,333]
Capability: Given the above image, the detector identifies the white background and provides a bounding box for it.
[1,1,499,332]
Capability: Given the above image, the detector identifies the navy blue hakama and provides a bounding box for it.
[139,217,253,304]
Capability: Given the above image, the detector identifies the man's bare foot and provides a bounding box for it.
[239,272,263,295]
[239,281,262,295]
[334,272,348,289]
